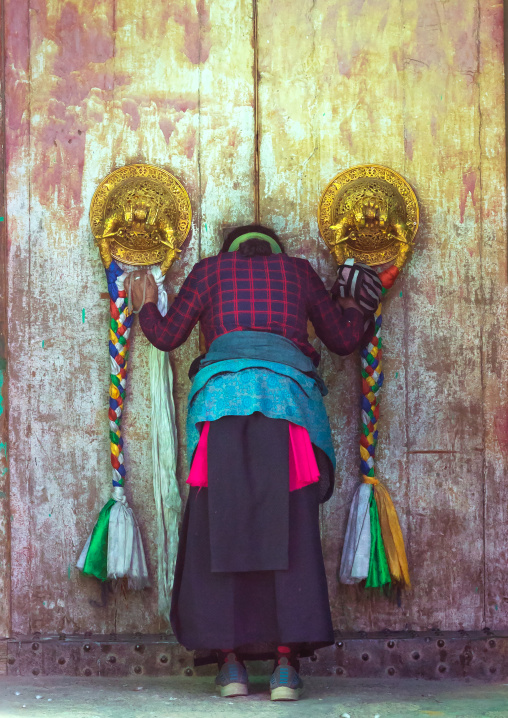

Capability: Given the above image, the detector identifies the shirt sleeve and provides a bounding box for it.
[305,262,369,356]
[138,264,203,352]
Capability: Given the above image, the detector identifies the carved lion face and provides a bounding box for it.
[133,206,149,222]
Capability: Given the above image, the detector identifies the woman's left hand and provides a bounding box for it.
[125,271,158,312]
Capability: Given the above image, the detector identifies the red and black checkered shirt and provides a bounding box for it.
[139,253,367,366]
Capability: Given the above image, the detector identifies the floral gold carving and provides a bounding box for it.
[90,164,192,274]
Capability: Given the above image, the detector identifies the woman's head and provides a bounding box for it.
[221,224,285,255]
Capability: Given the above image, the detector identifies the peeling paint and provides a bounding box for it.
[494,407,508,454]
[0,368,4,416]
[459,170,477,224]
[258,0,507,634]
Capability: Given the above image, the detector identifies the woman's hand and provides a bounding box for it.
[332,261,383,315]
[337,296,365,315]
[124,271,158,312]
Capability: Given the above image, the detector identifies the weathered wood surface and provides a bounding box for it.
[480,1,508,630]
[5,0,254,634]
[0,0,10,639]
[257,0,506,631]
[3,0,507,636]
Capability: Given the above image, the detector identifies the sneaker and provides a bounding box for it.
[215,652,248,697]
[270,656,304,701]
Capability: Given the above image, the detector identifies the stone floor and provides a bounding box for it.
[0,676,507,717]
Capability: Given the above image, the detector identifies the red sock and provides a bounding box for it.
[275,645,299,671]
[217,649,244,668]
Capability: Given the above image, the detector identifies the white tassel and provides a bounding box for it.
[128,515,150,590]
[339,483,372,584]
[149,267,181,620]
[107,487,150,588]
[76,533,92,571]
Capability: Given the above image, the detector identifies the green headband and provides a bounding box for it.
[228,232,282,254]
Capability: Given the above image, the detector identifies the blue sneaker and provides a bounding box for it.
[270,656,304,701]
[215,652,248,697]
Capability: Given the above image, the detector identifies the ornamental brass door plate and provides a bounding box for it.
[318,164,419,268]
[89,164,192,268]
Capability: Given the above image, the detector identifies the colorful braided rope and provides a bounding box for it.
[106,261,133,488]
[360,304,383,483]
[360,265,399,486]
[339,262,410,589]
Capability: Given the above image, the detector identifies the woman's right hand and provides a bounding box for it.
[125,271,158,312]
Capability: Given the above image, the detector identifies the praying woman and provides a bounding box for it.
[126,225,382,701]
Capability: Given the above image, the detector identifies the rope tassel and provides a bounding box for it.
[340,267,411,590]
[77,261,150,589]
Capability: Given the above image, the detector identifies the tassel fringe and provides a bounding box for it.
[76,488,149,589]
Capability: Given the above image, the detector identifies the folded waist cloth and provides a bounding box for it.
[195,330,328,395]
[186,331,336,468]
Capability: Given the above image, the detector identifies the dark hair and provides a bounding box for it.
[237,238,272,256]
[221,224,284,254]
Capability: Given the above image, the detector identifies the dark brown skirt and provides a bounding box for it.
[170,413,335,665]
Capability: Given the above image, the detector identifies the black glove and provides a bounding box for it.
[331,258,383,314]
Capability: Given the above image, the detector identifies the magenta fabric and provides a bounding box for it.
[186,421,210,488]
[288,422,321,490]
[186,420,320,492]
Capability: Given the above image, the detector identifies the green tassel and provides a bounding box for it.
[366,491,391,588]
[82,499,115,582]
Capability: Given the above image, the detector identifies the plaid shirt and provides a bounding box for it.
[139,253,367,366]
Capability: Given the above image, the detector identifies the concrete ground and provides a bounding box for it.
[0,676,507,718]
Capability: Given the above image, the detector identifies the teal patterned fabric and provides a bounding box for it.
[186,358,335,468]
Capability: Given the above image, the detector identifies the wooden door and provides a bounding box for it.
[1,0,506,638]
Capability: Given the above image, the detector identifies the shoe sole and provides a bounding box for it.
[217,682,248,698]
[270,686,303,701]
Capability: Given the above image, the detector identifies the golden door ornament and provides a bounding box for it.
[317,164,417,591]
[317,164,419,270]
[89,163,192,275]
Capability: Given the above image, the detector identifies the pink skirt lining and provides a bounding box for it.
[186,420,320,491]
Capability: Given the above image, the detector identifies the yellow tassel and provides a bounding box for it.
[373,482,411,589]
